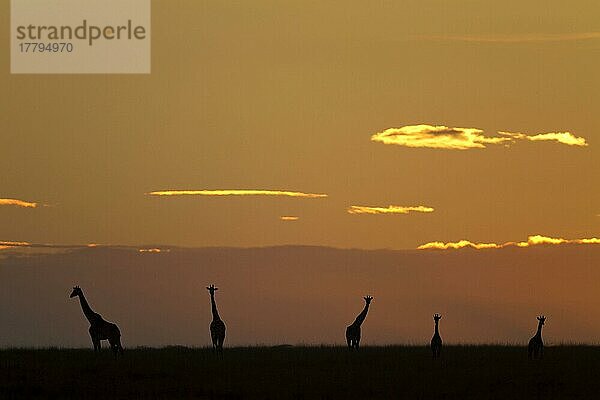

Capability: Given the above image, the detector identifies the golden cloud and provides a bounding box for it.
[371,125,509,150]
[348,205,434,215]
[372,124,588,150]
[499,131,587,146]
[0,198,38,208]
[147,190,327,198]
[280,216,300,221]
[418,235,600,250]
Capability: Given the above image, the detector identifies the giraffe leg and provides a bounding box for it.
[345,327,352,350]
[109,337,124,356]
[89,329,100,351]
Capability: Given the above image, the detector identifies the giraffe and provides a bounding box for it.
[206,284,226,353]
[431,313,442,359]
[345,296,373,350]
[69,286,124,355]
[528,315,546,359]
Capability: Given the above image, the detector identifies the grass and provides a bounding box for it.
[2,346,600,399]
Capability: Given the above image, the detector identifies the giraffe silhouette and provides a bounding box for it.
[431,313,442,359]
[69,286,123,355]
[207,284,226,353]
[345,296,373,350]
[528,315,546,359]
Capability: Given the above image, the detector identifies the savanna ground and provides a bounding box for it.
[1,346,599,399]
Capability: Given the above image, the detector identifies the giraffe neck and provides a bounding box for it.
[434,321,439,335]
[352,303,370,326]
[78,293,97,323]
[536,322,543,337]
[210,293,221,321]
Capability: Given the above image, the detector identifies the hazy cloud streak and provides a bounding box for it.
[348,205,434,215]
[418,235,600,250]
[0,241,32,250]
[0,198,38,208]
[0,241,123,251]
[139,248,170,253]
[147,190,327,198]
[280,216,300,221]
[499,131,587,146]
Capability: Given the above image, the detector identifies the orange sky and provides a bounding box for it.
[1,1,599,249]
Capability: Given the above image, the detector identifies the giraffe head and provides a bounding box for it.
[69,286,82,298]
[363,296,373,305]
[206,284,218,295]
[433,313,442,322]
[537,315,546,325]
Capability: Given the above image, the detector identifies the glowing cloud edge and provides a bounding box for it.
[418,235,600,250]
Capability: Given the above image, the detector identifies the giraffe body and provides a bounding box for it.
[210,319,226,349]
[70,286,124,355]
[431,314,442,359]
[345,296,372,350]
[207,285,226,353]
[528,315,546,360]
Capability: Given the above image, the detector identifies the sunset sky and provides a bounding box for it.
[2,0,599,250]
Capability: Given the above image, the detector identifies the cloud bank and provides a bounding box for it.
[348,205,434,215]
[371,125,587,149]
[0,198,38,208]
[147,190,327,198]
[0,241,173,255]
[418,234,600,250]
